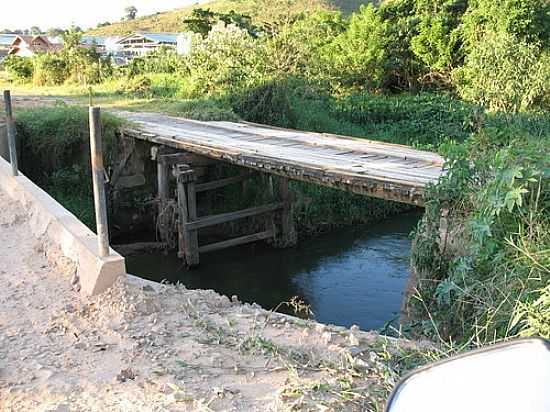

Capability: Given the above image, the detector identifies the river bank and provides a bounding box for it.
[0,188,432,411]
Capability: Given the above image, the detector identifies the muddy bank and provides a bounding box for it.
[0,188,431,411]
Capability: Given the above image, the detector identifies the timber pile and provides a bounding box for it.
[119,111,445,206]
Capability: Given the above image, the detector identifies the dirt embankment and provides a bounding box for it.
[0,188,427,411]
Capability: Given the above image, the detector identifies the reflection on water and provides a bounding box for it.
[125,212,421,331]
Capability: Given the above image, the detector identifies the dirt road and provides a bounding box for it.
[0,188,419,411]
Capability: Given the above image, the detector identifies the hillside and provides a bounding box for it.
[87,0,373,36]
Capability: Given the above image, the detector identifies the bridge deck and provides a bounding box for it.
[119,111,445,206]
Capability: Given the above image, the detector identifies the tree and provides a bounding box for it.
[30,26,42,35]
[183,8,258,37]
[125,6,138,21]
[46,27,65,38]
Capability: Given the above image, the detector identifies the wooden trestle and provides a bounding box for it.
[154,150,295,267]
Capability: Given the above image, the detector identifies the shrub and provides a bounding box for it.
[120,75,153,97]
[410,112,550,343]
[171,98,239,121]
[326,4,394,89]
[453,31,549,112]
[231,81,297,128]
[33,53,68,86]
[263,11,346,82]
[14,106,123,229]
[460,0,550,49]
[3,55,33,81]
[189,23,264,95]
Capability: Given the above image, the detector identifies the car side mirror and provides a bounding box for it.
[386,338,550,412]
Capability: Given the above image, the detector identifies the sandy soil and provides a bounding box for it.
[0,188,421,411]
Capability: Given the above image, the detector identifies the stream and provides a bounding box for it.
[125,212,421,331]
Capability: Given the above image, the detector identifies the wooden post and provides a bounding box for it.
[176,166,199,267]
[278,177,297,247]
[157,158,169,203]
[89,107,110,258]
[3,90,18,176]
[186,175,199,266]
[157,154,170,245]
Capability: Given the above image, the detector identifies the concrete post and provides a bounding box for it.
[89,107,110,257]
[3,90,18,176]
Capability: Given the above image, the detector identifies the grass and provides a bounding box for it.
[86,0,374,36]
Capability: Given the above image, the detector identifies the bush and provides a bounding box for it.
[453,31,549,112]
[170,98,239,121]
[33,53,68,86]
[14,106,123,229]
[325,4,394,89]
[410,112,550,343]
[120,75,153,97]
[231,81,297,128]
[331,92,480,148]
[3,55,33,81]
[189,23,264,95]
[262,11,345,82]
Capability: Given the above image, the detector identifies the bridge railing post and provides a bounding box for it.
[89,107,110,258]
[3,90,19,176]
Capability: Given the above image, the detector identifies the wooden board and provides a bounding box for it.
[118,111,446,206]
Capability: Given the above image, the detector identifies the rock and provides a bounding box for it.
[348,347,361,357]
[63,304,77,314]
[116,368,137,382]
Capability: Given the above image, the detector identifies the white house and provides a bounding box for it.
[115,33,179,57]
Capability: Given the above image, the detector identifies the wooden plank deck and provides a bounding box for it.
[119,111,445,206]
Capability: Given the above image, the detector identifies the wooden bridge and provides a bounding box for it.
[116,111,444,266]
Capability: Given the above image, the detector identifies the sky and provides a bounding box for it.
[0,0,210,31]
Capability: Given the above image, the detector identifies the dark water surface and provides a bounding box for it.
[126,212,421,331]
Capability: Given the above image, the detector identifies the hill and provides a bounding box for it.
[87,0,373,36]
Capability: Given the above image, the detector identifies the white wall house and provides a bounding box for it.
[115,33,179,57]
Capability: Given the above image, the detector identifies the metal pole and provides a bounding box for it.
[3,90,18,176]
[89,107,110,257]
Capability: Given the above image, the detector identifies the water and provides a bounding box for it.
[125,212,421,331]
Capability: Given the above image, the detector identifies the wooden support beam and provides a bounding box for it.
[160,152,215,167]
[196,172,254,193]
[157,152,171,246]
[186,173,200,267]
[176,167,200,267]
[185,202,284,231]
[198,230,274,254]
[157,159,169,202]
[277,177,297,247]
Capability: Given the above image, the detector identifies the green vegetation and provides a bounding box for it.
[2,0,548,348]
[14,105,123,229]
[411,112,550,344]
[4,29,112,87]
